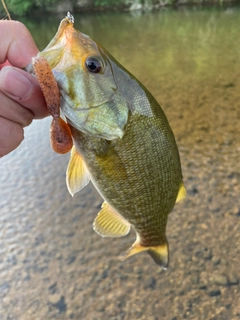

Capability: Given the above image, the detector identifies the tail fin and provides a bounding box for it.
[121,235,169,270]
[147,245,169,270]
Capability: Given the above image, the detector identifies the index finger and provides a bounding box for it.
[0,20,38,68]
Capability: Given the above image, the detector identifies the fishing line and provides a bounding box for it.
[1,0,11,20]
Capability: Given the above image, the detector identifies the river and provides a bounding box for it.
[1,5,240,319]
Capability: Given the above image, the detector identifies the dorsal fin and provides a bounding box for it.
[93,202,130,237]
[66,146,90,197]
[176,182,187,203]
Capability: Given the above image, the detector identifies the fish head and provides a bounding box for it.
[38,13,129,140]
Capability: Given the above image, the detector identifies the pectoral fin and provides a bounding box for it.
[121,234,169,270]
[66,146,90,196]
[176,182,187,203]
[93,202,130,237]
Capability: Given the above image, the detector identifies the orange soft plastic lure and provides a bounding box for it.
[32,56,73,154]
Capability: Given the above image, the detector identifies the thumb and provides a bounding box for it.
[0,66,48,119]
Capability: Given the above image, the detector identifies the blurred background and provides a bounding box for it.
[1,2,240,319]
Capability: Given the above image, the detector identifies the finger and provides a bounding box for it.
[0,117,24,157]
[0,66,49,119]
[0,90,33,127]
[0,60,12,70]
[0,20,38,68]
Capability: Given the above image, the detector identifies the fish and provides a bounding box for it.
[31,12,186,269]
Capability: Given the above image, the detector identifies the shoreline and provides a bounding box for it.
[0,0,238,17]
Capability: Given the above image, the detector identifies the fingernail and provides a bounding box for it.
[0,66,32,100]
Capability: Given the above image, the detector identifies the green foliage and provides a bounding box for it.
[3,0,58,16]
[93,0,127,7]
[1,0,236,17]
[6,0,32,16]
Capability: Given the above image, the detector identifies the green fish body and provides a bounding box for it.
[36,14,186,268]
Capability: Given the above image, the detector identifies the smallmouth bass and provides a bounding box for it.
[31,13,186,269]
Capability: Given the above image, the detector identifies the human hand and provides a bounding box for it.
[0,20,48,157]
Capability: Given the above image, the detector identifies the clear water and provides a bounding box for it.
[1,6,240,319]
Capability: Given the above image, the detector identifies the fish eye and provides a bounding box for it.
[85,57,102,73]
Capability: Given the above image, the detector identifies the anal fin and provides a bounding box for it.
[176,181,187,203]
[93,202,130,237]
[66,146,90,196]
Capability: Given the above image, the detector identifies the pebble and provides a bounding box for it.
[208,289,221,297]
[66,311,75,319]
[50,296,67,313]
[194,247,212,260]
[96,302,105,312]
[48,294,61,304]
[133,266,142,274]
[111,316,125,320]
[212,256,221,265]
[144,276,157,290]
[67,255,76,265]
[232,206,240,216]
[210,274,228,286]
[199,285,207,290]
[0,282,10,298]
[228,273,239,285]
[191,272,200,284]
[48,283,57,294]
[94,201,102,209]
[202,247,212,260]
[55,252,62,259]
